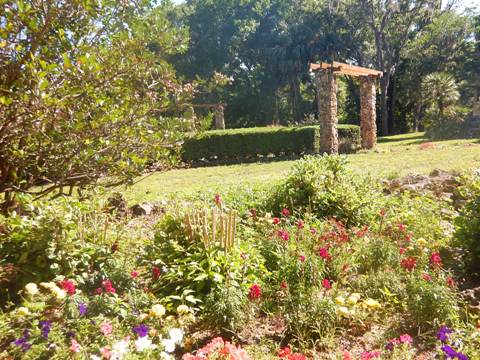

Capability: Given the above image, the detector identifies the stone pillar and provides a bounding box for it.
[360,76,377,149]
[317,70,338,154]
[214,104,225,129]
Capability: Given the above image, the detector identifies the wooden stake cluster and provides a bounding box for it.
[184,207,237,251]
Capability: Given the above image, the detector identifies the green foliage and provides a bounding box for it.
[0,1,192,207]
[266,155,381,226]
[454,175,480,278]
[182,125,360,162]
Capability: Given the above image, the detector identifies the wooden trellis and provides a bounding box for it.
[184,207,237,251]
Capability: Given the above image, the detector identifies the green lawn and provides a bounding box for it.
[124,133,480,203]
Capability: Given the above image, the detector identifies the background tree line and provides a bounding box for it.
[167,0,479,135]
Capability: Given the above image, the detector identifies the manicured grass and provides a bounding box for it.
[124,133,480,203]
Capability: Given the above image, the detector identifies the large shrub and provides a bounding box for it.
[182,125,360,162]
[265,155,382,226]
[454,175,480,278]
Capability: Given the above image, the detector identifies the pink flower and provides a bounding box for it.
[423,273,432,282]
[102,280,116,294]
[248,284,262,300]
[310,227,317,235]
[59,279,76,296]
[70,339,81,353]
[100,322,113,336]
[430,252,442,268]
[361,351,381,360]
[379,209,386,217]
[281,208,290,217]
[152,266,161,279]
[277,230,290,241]
[95,287,103,295]
[130,271,139,278]
[299,255,306,262]
[401,257,416,271]
[318,247,331,261]
[214,194,222,206]
[296,220,304,229]
[100,346,112,359]
[398,223,406,232]
[273,217,280,225]
[343,351,353,360]
[399,334,413,345]
[322,278,331,290]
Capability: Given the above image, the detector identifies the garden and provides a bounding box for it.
[1,0,480,359]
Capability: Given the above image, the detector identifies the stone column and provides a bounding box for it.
[214,104,226,129]
[317,70,338,154]
[360,76,377,149]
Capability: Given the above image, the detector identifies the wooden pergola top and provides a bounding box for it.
[310,61,382,77]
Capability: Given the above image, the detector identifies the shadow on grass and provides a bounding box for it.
[377,133,426,144]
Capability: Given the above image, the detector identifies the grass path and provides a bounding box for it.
[125,133,480,203]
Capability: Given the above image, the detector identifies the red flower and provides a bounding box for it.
[398,223,406,232]
[273,217,281,225]
[361,351,381,360]
[277,230,290,241]
[248,284,262,300]
[401,257,417,271]
[399,247,406,255]
[299,255,305,262]
[95,287,103,295]
[214,194,222,206]
[102,280,116,294]
[379,209,386,217]
[278,346,291,358]
[356,225,369,237]
[152,266,161,279]
[343,351,353,360]
[322,278,331,290]
[422,273,432,282]
[296,220,304,229]
[59,279,76,296]
[318,247,331,261]
[281,208,290,217]
[130,271,139,278]
[280,280,288,289]
[342,264,349,273]
[447,277,455,288]
[405,233,412,242]
[111,243,119,253]
[430,252,442,268]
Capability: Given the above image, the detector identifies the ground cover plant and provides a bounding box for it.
[1,155,480,359]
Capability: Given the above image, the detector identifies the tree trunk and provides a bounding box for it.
[290,76,302,123]
[317,71,338,154]
[272,89,280,126]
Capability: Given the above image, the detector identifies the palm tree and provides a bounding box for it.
[421,73,460,121]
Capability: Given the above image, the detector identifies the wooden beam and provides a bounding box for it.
[310,62,382,77]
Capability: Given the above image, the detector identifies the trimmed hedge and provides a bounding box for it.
[182,125,360,162]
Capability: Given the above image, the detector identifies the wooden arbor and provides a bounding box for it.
[310,62,382,153]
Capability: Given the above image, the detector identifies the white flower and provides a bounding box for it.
[160,352,174,360]
[111,339,130,360]
[90,356,102,360]
[17,307,30,316]
[135,336,157,352]
[162,338,176,353]
[169,328,184,345]
[150,304,166,318]
[25,283,38,295]
[177,304,190,315]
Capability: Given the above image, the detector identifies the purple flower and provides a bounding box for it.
[456,353,469,360]
[13,330,31,351]
[39,320,52,339]
[133,324,149,338]
[78,303,87,316]
[66,331,76,338]
[441,345,458,359]
[437,326,453,342]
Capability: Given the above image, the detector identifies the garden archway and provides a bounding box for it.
[310,62,382,154]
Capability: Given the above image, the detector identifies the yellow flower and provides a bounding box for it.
[25,283,39,296]
[150,304,166,318]
[139,313,149,321]
[177,304,191,315]
[347,295,359,305]
[417,238,427,247]
[337,306,350,317]
[40,282,66,300]
[17,307,30,316]
[335,296,346,305]
[364,298,381,309]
